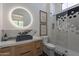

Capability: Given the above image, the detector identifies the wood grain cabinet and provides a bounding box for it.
[0,46,14,56]
[33,40,43,56]
[14,42,34,56]
[0,40,43,56]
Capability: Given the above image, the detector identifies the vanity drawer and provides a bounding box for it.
[34,40,43,48]
[0,47,10,52]
[0,52,11,56]
[21,50,33,56]
[36,47,42,55]
[33,40,43,55]
[15,42,34,50]
[0,47,12,56]
[15,42,34,55]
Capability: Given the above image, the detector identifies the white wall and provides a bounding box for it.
[48,15,56,44]
[0,3,3,41]
[2,3,47,38]
[1,3,62,41]
[43,3,62,55]
[54,3,62,14]
[48,3,62,44]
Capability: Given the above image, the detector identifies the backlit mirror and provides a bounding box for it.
[9,7,33,29]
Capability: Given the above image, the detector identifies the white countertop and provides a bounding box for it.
[0,37,42,48]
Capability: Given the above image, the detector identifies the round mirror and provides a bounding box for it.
[9,7,33,29]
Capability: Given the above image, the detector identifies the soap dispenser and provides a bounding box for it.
[2,33,8,41]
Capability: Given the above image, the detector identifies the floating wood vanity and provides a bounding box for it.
[0,39,43,56]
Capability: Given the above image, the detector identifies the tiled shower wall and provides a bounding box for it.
[56,4,79,52]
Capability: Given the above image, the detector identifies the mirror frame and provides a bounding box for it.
[9,7,33,29]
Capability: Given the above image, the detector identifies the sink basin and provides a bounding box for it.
[16,35,33,42]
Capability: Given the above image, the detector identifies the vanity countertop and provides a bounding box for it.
[0,37,42,48]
